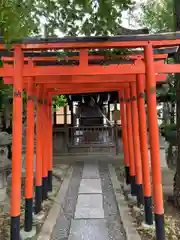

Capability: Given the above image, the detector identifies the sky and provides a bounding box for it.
[122,0,147,29]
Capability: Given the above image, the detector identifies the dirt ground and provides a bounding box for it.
[115,162,180,240]
[137,168,180,240]
[0,164,69,240]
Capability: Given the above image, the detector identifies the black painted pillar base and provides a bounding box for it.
[144,196,153,225]
[24,198,33,232]
[42,177,48,201]
[11,216,20,240]
[48,170,53,192]
[130,175,137,196]
[155,213,165,240]
[125,166,130,185]
[35,185,42,214]
[136,184,144,207]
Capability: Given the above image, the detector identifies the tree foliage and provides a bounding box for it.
[0,0,136,110]
[140,0,180,208]
[0,0,135,41]
[53,95,67,111]
[138,0,176,103]
[0,0,39,40]
[0,79,12,109]
[138,0,177,140]
[139,0,174,33]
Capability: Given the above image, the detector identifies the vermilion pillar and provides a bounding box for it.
[136,74,153,225]
[11,46,23,240]
[24,79,35,232]
[119,89,130,185]
[35,86,43,214]
[42,94,48,200]
[144,44,165,239]
[47,94,53,192]
[130,82,143,206]
[124,87,136,196]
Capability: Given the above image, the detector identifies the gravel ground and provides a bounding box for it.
[99,163,126,240]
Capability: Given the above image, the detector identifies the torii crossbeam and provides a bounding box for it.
[1,32,180,240]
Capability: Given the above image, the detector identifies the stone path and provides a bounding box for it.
[51,163,125,240]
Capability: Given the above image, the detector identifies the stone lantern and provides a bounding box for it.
[0,132,12,211]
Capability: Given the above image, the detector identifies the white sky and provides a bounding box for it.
[122,0,147,29]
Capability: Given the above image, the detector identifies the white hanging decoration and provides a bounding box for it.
[97,94,100,103]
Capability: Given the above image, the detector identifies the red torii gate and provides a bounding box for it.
[2,58,167,234]
[0,34,179,240]
[17,78,162,236]
[3,74,167,85]
[0,59,178,76]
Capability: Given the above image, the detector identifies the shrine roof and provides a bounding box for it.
[0,32,180,44]
[0,32,180,49]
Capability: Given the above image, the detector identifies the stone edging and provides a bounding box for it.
[37,166,73,240]
[108,164,141,240]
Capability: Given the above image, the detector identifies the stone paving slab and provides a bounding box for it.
[75,194,104,219]
[79,179,102,194]
[68,219,109,240]
[82,164,100,179]
[75,194,103,209]
[74,207,104,219]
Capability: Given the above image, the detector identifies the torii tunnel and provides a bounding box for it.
[1,32,180,240]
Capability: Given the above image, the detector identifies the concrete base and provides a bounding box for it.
[141,221,155,229]
[133,206,142,212]
[127,194,137,202]
[123,183,131,199]
[58,164,69,170]
[133,205,144,212]
[123,182,131,192]
[132,206,144,219]
[53,169,63,179]
[20,227,36,240]
[48,190,57,198]
[33,211,45,223]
